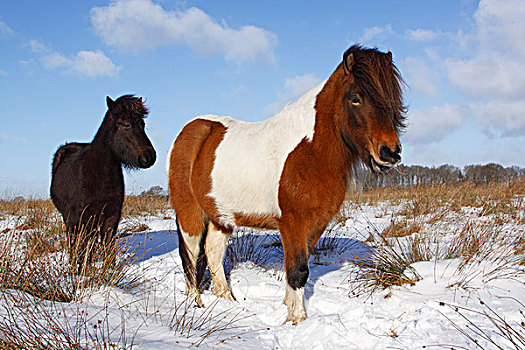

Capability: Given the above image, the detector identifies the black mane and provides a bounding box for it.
[114,95,149,119]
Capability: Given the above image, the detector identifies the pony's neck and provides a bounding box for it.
[90,112,121,165]
[312,66,355,175]
[91,112,113,146]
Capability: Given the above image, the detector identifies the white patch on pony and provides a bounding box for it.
[205,222,234,300]
[179,224,204,306]
[200,81,326,227]
[284,283,306,324]
[165,139,175,176]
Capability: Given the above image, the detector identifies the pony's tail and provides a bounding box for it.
[176,215,209,293]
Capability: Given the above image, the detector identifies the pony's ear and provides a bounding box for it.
[106,96,120,114]
[386,51,393,63]
[106,96,116,109]
[343,52,354,76]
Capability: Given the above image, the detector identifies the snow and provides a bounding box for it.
[1,202,524,349]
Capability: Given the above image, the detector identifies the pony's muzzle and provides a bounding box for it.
[138,148,156,168]
[379,144,401,165]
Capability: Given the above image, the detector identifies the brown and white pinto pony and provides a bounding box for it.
[166,45,406,324]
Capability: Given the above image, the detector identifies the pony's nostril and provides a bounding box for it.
[395,143,402,154]
[138,149,156,168]
[149,149,157,165]
[379,145,401,164]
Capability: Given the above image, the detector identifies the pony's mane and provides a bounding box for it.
[115,95,149,119]
[343,45,406,132]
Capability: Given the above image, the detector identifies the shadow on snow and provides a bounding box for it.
[120,228,373,301]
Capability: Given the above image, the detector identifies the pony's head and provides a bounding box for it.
[337,45,406,173]
[106,95,156,169]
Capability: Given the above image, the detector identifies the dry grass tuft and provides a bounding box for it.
[381,218,422,238]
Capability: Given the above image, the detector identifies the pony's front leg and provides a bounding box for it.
[205,222,236,301]
[280,222,309,325]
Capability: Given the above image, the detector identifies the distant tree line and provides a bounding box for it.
[355,163,525,190]
[139,185,168,197]
[137,163,525,196]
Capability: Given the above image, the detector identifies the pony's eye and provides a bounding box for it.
[118,122,132,130]
[350,95,361,106]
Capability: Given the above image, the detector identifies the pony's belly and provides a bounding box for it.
[209,162,282,227]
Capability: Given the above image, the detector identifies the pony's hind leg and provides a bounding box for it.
[205,222,236,301]
[176,219,207,307]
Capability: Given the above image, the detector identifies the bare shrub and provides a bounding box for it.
[0,288,136,349]
[167,297,255,347]
[349,221,422,296]
[438,299,525,349]
[224,228,281,276]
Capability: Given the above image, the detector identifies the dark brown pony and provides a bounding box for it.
[166,45,406,324]
[51,95,156,271]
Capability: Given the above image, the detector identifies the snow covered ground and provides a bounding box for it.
[1,200,524,349]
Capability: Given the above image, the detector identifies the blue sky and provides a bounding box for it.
[1,0,524,197]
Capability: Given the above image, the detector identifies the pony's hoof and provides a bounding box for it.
[215,289,237,302]
[283,313,306,325]
[195,295,205,308]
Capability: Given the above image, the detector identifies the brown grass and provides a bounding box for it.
[0,179,524,345]
[381,218,422,238]
[0,197,150,348]
[348,178,525,295]
[121,195,171,218]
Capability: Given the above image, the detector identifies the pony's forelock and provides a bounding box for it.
[343,45,407,132]
[114,95,149,119]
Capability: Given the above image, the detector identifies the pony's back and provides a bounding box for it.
[51,142,88,174]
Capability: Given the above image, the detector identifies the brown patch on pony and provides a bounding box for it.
[278,65,356,246]
[233,213,279,230]
[168,119,213,236]
[190,122,234,234]
[168,118,232,235]
[277,45,406,289]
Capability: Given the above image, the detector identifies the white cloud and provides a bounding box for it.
[401,56,440,97]
[41,52,71,70]
[90,0,277,63]
[0,20,13,37]
[474,0,525,57]
[41,50,120,77]
[447,54,525,99]
[0,133,26,143]
[283,74,322,99]
[29,39,50,54]
[404,104,465,144]
[358,24,393,44]
[406,29,442,42]
[469,100,525,136]
[266,74,322,115]
[73,51,121,77]
[446,0,525,98]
